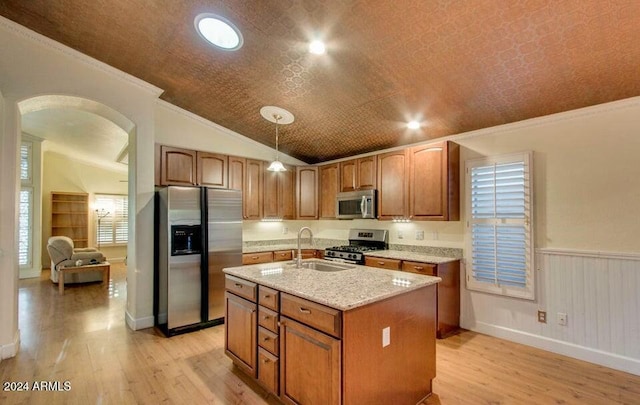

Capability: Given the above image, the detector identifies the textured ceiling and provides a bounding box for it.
[2,0,640,163]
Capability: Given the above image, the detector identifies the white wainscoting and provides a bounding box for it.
[460,248,640,376]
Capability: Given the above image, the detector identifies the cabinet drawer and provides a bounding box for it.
[258,347,279,396]
[242,251,273,265]
[258,285,279,311]
[273,250,293,262]
[294,249,317,259]
[258,326,279,356]
[402,261,436,276]
[225,275,257,302]
[280,293,342,338]
[364,256,402,270]
[258,305,279,333]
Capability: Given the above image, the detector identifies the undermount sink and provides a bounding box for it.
[291,259,355,272]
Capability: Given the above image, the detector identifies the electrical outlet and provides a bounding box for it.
[558,312,567,326]
[397,230,404,239]
[415,230,424,240]
[382,327,390,347]
[432,230,439,240]
[537,310,547,323]
[282,226,288,235]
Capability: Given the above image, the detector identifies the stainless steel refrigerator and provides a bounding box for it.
[155,186,242,336]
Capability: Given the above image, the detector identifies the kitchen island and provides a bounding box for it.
[223,259,441,405]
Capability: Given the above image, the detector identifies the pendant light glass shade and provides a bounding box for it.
[267,160,286,172]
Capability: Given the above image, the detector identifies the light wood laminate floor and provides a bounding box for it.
[1,263,639,404]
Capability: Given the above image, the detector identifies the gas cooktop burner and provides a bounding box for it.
[328,245,382,253]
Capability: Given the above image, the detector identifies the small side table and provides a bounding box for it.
[58,262,111,295]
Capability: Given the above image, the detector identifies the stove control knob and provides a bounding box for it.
[327,251,333,256]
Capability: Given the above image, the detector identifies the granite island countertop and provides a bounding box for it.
[363,249,460,264]
[223,259,441,311]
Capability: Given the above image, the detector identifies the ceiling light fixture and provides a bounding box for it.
[260,106,295,172]
[407,120,421,130]
[309,40,326,55]
[195,13,243,50]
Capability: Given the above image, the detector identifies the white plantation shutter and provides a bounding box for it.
[19,142,33,268]
[95,194,128,245]
[466,152,534,300]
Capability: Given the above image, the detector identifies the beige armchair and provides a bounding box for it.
[47,236,106,283]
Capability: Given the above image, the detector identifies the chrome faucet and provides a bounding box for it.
[297,227,314,268]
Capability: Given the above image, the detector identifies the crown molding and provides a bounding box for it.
[0,16,164,98]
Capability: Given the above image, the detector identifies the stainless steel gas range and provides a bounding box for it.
[324,229,388,264]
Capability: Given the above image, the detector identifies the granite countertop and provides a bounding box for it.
[363,249,460,264]
[223,260,441,311]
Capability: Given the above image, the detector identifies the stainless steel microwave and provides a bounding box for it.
[336,190,376,219]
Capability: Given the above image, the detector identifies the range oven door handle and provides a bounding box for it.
[361,196,367,218]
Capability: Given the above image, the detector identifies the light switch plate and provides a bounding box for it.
[397,230,404,239]
[382,327,390,347]
[282,226,288,234]
[415,230,424,240]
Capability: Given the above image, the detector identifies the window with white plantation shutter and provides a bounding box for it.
[465,152,534,300]
[19,142,33,268]
[94,194,128,246]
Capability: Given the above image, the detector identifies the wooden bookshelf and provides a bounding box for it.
[51,192,89,248]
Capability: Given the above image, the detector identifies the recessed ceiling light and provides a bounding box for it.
[407,121,420,130]
[309,40,326,55]
[195,13,243,51]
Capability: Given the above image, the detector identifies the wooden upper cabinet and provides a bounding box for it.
[319,163,339,219]
[409,141,460,221]
[356,156,377,190]
[263,164,296,219]
[339,156,377,192]
[297,166,318,219]
[160,145,197,186]
[377,150,409,220]
[244,159,263,220]
[197,152,228,188]
[228,156,245,191]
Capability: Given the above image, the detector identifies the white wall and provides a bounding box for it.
[41,149,128,266]
[455,99,640,375]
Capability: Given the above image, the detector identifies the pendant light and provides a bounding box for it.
[260,106,294,172]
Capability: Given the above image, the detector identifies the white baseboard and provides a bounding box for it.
[125,310,154,331]
[106,256,127,263]
[463,320,640,376]
[19,267,42,279]
[1,329,20,360]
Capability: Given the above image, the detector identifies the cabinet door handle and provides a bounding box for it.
[414,266,424,271]
[263,294,270,299]
[251,256,259,260]
[262,315,270,320]
[299,307,311,314]
[378,261,385,265]
[262,358,270,364]
[263,337,270,342]
[234,283,243,288]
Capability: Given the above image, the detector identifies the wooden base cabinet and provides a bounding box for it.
[224,275,437,404]
[280,317,341,405]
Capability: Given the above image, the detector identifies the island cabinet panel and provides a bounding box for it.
[258,327,279,356]
[409,141,460,221]
[224,291,257,378]
[342,285,436,405]
[258,305,279,333]
[228,156,245,191]
[160,145,197,186]
[225,275,257,302]
[279,316,341,405]
[273,250,293,262]
[319,163,340,218]
[280,293,342,338]
[296,166,318,219]
[258,285,279,311]
[258,347,279,396]
[197,151,228,188]
[377,150,410,219]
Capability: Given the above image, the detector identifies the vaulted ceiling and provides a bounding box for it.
[2,1,640,163]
